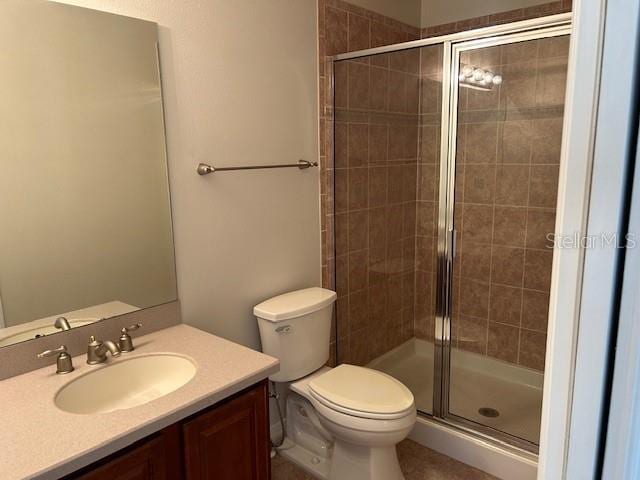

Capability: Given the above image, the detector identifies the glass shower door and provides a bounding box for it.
[442,31,570,448]
[331,45,445,417]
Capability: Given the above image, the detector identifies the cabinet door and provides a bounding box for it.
[183,381,270,480]
[67,425,182,480]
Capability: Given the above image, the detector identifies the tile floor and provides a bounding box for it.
[271,439,499,480]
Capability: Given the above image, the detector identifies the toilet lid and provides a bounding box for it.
[308,364,414,418]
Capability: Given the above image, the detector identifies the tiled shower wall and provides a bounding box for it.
[450,37,569,371]
[413,44,443,344]
[333,58,422,365]
[320,0,571,370]
[412,35,570,373]
[318,0,421,365]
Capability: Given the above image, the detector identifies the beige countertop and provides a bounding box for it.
[0,324,279,480]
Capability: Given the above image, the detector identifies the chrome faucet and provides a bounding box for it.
[87,335,121,364]
[54,316,71,331]
[37,345,74,374]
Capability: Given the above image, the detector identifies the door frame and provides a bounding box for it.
[557,0,640,478]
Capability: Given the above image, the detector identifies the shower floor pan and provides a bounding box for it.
[368,338,542,479]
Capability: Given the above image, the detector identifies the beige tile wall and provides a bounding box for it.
[414,44,443,343]
[449,36,569,371]
[416,2,571,372]
[319,0,421,366]
[320,0,571,371]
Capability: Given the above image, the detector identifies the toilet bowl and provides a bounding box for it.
[293,364,416,480]
[255,288,416,480]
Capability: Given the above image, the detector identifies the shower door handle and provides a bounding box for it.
[449,228,457,259]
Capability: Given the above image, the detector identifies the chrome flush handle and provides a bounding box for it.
[118,323,142,352]
[37,345,74,374]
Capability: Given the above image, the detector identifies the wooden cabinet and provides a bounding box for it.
[68,425,182,480]
[183,381,269,480]
[64,381,270,480]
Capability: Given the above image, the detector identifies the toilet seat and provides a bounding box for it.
[308,364,414,420]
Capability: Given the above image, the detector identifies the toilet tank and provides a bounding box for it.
[254,287,337,382]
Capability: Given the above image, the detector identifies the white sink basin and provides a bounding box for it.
[55,354,197,414]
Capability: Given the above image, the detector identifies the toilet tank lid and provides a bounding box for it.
[253,287,337,322]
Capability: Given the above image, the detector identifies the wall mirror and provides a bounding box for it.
[0,1,177,347]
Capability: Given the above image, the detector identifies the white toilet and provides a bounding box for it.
[255,287,416,480]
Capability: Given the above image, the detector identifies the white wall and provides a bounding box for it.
[347,0,422,27]
[421,0,548,27]
[56,0,322,350]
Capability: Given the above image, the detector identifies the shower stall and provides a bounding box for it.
[330,13,571,455]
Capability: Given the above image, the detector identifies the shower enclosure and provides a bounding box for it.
[330,14,571,453]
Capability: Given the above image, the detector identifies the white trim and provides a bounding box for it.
[566,0,640,477]
[602,125,640,479]
[537,0,606,478]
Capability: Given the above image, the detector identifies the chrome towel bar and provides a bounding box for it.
[197,159,317,175]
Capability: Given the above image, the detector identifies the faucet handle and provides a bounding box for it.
[37,345,74,374]
[37,345,67,358]
[121,323,142,334]
[119,323,142,352]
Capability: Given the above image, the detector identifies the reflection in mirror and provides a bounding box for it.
[0,1,177,347]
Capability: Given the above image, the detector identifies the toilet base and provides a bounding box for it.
[277,437,330,480]
[330,441,404,480]
[278,437,405,480]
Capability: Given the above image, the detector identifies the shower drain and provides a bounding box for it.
[478,407,500,418]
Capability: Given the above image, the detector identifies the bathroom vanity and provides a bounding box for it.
[0,325,279,479]
[65,381,269,480]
